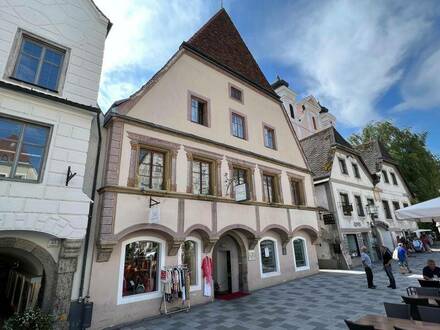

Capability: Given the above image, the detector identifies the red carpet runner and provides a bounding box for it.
[215,292,250,301]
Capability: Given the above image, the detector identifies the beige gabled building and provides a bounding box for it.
[88,9,320,329]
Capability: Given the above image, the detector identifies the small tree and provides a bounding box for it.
[3,308,54,330]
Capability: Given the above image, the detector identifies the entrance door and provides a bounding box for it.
[213,235,241,295]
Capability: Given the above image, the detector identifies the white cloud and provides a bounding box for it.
[94,0,211,110]
[264,0,436,126]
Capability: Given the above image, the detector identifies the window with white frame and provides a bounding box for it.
[118,237,164,304]
[259,239,279,277]
[293,237,309,271]
[178,237,201,290]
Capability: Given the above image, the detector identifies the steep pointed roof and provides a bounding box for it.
[182,9,276,98]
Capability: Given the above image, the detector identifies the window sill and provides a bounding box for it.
[295,266,310,272]
[117,290,162,305]
[9,76,60,94]
[261,271,280,279]
[0,177,42,184]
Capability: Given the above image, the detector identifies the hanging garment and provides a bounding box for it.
[203,277,212,297]
[201,256,213,284]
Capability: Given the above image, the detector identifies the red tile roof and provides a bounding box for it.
[184,9,276,97]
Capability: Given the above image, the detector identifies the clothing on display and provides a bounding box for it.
[201,256,213,297]
[160,266,190,303]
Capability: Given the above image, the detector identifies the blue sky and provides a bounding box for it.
[95,0,440,155]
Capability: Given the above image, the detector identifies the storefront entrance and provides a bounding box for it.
[212,232,248,298]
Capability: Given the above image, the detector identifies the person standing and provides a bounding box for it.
[361,246,376,289]
[381,245,396,289]
[397,243,411,273]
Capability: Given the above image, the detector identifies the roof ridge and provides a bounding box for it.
[299,126,334,141]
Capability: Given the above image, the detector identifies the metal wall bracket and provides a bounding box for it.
[66,166,77,186]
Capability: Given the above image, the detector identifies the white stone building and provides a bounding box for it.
[0,0,110,327]
[272,78,336,140]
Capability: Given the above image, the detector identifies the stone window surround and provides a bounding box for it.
[226,156,256,201]
[187,90,211,127]
[292,236,310,271]
[354,194,366,218]
[262,122,277,150]
[258,237,281,279]
[126,132,179,191]
[228,82,244,104]
[117,236,166,305]
[0,113,53,184]
[259,164,283,204]
[229,108,248,140]
[185,146,222,196]
[4,28,71,94]
[286,171,307,206]
[338,189,352,217]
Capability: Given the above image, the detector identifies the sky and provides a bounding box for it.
[94,0,440,155]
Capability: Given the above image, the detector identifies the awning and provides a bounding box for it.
[395,197,440,220]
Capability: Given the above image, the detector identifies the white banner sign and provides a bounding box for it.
[235,183,247,202]
[149,205,160,224]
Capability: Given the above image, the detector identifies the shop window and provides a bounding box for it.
[231,112,246,139]
[180,240,198,286]
[354,195,365,217]
[259,239,278,276]
[352,163,360,178]
[346,234,360,257]
[382,170,389,183]
[390,172,398,185]
[262,174,277,203]
[338,158,348,175]
[192,159,211,195]
[263,125,276,149]
[382,200,392,219]
[138,148,165,189]
[0,116,50,182]
[290,178,305,205]
[122,240,160,298]
[293,237,309,270]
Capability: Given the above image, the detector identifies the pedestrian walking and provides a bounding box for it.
[397,243,411,273]
[380,245,396,289]
[360,246,376,289]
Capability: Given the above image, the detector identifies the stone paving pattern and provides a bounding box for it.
[114,252,439,330]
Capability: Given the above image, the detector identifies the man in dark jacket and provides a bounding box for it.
[380,245,396,289]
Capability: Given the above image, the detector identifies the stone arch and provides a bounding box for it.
[260,224,291,250]
[217,225,260,249]
[292,225,319,243]
[184,225,216,253]
[375,221,390,230]
[0,237,56,312]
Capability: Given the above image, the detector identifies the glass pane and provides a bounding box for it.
[260,240,276,273]
[264,175,274,202]
[192,161,201,194]
[15,53,39,83]
[0,118,22,178]
[138,150,151,188]
[200,162,210,195]
[181,241,197,286]
[22,40,43,58]
[347,235,359,257]
[44,49,63,66]
[23,124,49,146]
[294,239,306,267]
[151,153,164,190]
[38,62,60,90]
[123,241,159,296]
[16,144,44,181]
[191,99,199,122]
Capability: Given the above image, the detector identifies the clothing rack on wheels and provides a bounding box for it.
[159,264,191,315]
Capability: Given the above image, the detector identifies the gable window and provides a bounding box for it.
[263,125,276,149]
[262,174,278,203]
[354,195,365,217]
[259,239,279,276]
[231,112,246,139]
[346,234,360,257]
[340,193,352,216]
[192,159,211,195]
[312,117,317,130]
[230,85,243,102]
[392,201,400,211]
[12,35,65,91]
[352,163,360,178]
[190,96,208,126]
[0,116,50,182]
[290,178,305,205]
[289,104,295,119]
[338,158,348,175]
[293,237,309,271]
[138,149,164,190]
[382,200,392,219]
[390,172,398,185]
[382,170,389,183]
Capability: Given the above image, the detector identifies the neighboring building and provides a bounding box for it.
[0,1,110,327]
[88,9,320,328]
[272,77,336,140]
[356,140,417,248]
[300,127,378,269]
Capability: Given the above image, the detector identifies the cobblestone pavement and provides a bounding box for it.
[115,252,439,330]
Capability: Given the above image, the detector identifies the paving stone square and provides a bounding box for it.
[113,252,439,330]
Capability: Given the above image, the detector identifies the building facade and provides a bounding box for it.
[272,78,336,140]
[356,140,417,248]
[88,10,320,329]
[0,0,110,326]
[300,127,379,269]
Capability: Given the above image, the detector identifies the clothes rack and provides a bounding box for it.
[159,264,191,315]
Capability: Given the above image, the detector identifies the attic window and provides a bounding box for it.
[188,92,210,127]
[230,85,243,103]
[312,117,317,130]
[390,172,398,185]
[302,105,306,111]
[289,104,295,119]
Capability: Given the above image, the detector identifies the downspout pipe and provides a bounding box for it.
[78,112,102,298]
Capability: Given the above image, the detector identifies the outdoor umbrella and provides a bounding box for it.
[395,197,440,220]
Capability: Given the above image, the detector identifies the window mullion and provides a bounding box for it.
[10,123,26,178]
[148,152,153,188]
[35,47,46,85]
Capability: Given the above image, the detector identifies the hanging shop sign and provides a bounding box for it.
[323,213,335,225]
[248,250,256,261]
[235,183,248,202]
[149,205,160,224]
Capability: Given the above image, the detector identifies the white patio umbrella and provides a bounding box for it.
[395,197,440,220]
